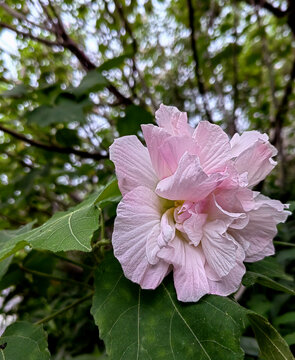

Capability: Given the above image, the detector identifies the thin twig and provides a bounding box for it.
[0,3,49,31]
[186,0,213,123]
[0,21,60,47]
[19,264,93,289]
[230,0,239,136]
[0,123,107,161]
[34,292,93,325]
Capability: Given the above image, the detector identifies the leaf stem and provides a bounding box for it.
[50,252,94,270]
[274,241,295,247]
[34,292,93,325]
[19,264,92,289]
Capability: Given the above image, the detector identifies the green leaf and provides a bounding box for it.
[0,193,100,260]
[274,312,295,327]
[247,312,294,360]
[55,128,81,147]
[71,70,108,97]
[95,178,121,208]
[117,105,153,136]
[242,271,295,296]
[246,257,293,281]
[284,333,295,346]
[1,84,28,98]
[26,101,86,127]
[97,53,132,72]
[0,321,50,360]
[91,253,246,360]
[0,222,35,280]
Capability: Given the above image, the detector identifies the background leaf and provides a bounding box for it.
[247,312,295,360]
[91,253,247,360]
[0,321,50,360]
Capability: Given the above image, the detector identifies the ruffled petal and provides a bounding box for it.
[112,186,169,289]
[230,131,270,157]
[158,235,209,302]
[156,152,226,202]
[110,136,158,195]
[141,124,172,179]
[234,139,277,187]
[230,194,290,262]
[193,121,231,173]
[207,243,246,296]
[183,213,207,246]
[155,104,194,136]
[202,220,237,277]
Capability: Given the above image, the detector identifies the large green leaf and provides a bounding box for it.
[97,53,132,72]
[247,313,294,360]
[71,70,108,97]
[0,222,34,280]
[0,321,50,360]
[91,253,246,360]
[246,257,293,281]
[243,257,295,295]
[26,97,88,127]
[0,179,120,261]
[242,271,295,295]
[0,193,100,260]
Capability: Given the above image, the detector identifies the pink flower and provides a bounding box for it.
[110,104,290,302]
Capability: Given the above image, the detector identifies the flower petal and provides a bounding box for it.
[193,121,231,173]
[112,186,169,289]
[231,194,290,262]
[156,152,225,202]
[158,235,209,302]
[110,136,158,195]
[155,104,193,136]
[202,221,237,277]
[183,213,208,246]
[230,131,270,157]
[207,243,246,296]
[234,139,277,187]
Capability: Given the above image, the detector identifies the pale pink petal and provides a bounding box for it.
[230,131,270,157]
[207,243,246,296]
[230,194,290,262]
[183,213,208,246]
[141,124,172,179]
[112,186,169,289]
[234,139,277,187]
[110,136,158,195]
[158,135,196,176]
[158,235,209,302]
[211,195,249,230]
[192,121,231,173]
[157,208,175,247]
[155,104,194,136]
[202,221,237,277]
[214,187,255,213]
[245,242,275,262]
[156,152,226,202]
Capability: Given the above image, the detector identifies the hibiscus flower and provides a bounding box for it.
[109,104,290,302]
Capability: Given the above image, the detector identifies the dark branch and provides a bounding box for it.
[271,57,295,148]
[0,21,60,47]
[0,124,107,161]
[186,0,213,123]
[245,0,286,18]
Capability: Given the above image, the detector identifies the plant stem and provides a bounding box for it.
[274,241,295,248]
[34,292,93,325]
[19,264,93,289]
[50,252,94,270]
